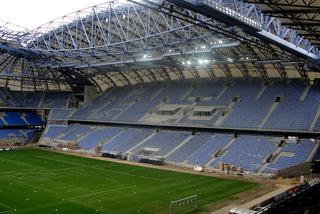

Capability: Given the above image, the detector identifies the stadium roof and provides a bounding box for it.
[0,0,319,91]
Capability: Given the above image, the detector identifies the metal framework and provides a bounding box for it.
[164,0,319,60]
[245,0,320,45]
[0,0,318,91]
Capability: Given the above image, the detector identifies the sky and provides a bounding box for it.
[0,0,115,30]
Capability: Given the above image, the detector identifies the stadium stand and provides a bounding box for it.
[0,129,39,145]
[80,127,123,150]
[101,128,153,154]
[23,112,45,125]
[40,123,318,174]
[49,109,75,121]
[167,133,212,162]
[0,111,44,126]
[266,139,318,172]
[67,78,320,132]
[186,134,233,165]
[131,130,189,157]
[210,135,277,172]
[2,112,27,126]
[0,89,71,108]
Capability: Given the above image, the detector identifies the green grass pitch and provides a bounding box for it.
[0,149,257,214]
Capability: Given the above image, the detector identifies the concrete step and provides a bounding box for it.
[165,135,193,158]
[259,102,279,128]
[309,104,320,131]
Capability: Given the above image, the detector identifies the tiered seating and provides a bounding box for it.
[42,125,69,139]
[40,123,317,173]
[68,78,320,132]
[263,80,314,130]
[2,112,27,126]
[59,125,92,141]
[0,89,71,108]
[186,79,225,102]
[221,81,271,128]
[132,131,189,156]
[40,92,70,108]
[7,91,25,106]
[21,129,38,141]
[314,149,320,161]
[78,127,123,150]
[23,112,44,125]
[186,134,232,165]
[0,129,38,144]
[0,111,43,126]
[210,136,277,172]
[102,128,153,153]
[72,86,132,121]
[167,133,212,162]
[49,109,74,120]
[115,85,160,122]
[24,92,43,107]
[154,81,192,104]
[267,139,316,171]
[0,88,14,106]
[0,129,21,139]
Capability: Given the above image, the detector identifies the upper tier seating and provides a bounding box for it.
[263,81,319,130]
[41,92,70,108]
[0,89,71,109]
[23,112,44,125]
[3,112,27,126]
[0,111,44,126]
[67,78,320,133]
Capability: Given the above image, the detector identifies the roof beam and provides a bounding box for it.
[262,9,320,14]
[165,0,320,63]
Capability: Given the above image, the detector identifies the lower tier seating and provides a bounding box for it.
[40,124,319,174]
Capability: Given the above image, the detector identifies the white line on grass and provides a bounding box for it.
[0,202,15,213]
[19,169,36,179]
[67,184,136,200]
[37,155,166,182]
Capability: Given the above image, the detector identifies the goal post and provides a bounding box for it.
[169,194,198,214]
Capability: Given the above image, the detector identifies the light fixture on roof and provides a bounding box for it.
[218,40,223,44]
[198,59,209,65]
[186,61,192,65]
[105,18,109,23]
